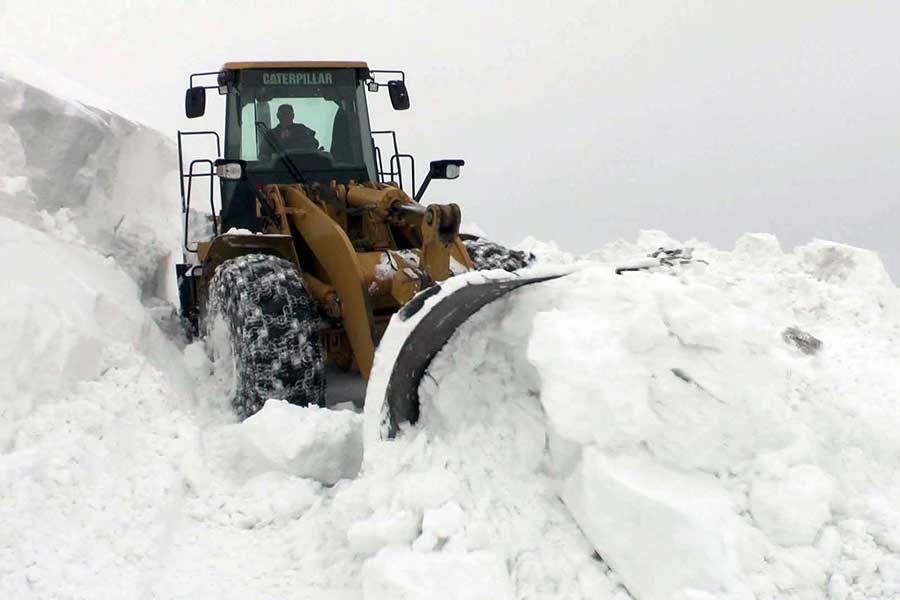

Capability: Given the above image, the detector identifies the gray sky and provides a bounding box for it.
[2,0,898,280]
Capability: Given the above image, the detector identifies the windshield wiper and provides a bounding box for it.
[255,121,307,184]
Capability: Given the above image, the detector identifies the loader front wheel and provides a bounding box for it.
[206,254,325,419]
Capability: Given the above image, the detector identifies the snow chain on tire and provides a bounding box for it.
[462,237,535,272]
[207,254,325,418]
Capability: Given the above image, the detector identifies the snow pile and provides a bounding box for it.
[365,232,900,599]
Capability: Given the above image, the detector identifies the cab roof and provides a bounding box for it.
[222,61,368,70]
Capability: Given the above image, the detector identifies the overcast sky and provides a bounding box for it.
[2,0,897,279]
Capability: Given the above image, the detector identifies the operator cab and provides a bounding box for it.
[220,62,379,186]
[179,61,457,240]
[182,61,411,232]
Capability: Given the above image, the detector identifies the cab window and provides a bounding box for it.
[226,68,375,180]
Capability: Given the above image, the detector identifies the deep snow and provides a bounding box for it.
[2,62,899,600]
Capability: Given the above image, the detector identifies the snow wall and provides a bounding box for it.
[0,56,182,302]
[0,61,186,419]
[3,57,900,600]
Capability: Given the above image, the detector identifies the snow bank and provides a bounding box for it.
[0,60,182,302]
[0,60,199,598]
[365,231,900,599]
[0,60,190,410]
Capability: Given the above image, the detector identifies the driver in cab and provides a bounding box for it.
[262,104,321,156]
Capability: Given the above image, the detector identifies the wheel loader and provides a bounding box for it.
[176,60,558,434]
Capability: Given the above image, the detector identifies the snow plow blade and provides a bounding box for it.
[383,273,566,437]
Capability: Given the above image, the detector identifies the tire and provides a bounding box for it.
[462,237,535,272]
[206,254,325,419]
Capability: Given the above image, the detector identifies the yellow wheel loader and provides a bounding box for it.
[176,60,558,432]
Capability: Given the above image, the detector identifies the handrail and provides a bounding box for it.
[177,130,221,212]
[391,153,415,196]
[183,159,216,253]
[371,130,416,196]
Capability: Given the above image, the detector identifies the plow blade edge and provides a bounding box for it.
[383,273,566,438]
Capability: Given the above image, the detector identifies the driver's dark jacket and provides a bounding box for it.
[263,123,320,155]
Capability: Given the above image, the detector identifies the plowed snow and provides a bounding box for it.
[2,62,899,600]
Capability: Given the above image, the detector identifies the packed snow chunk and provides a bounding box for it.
[525,271,659,448]
[828,573,850,600]
[862,493,900,553]
[563,448,757,600]
[528,307,656,447]
[0,216,184,416]
[636,229,681,251]
[515,235,577,264]
[657,283,731,348]
[749,465,835,546]
[798,239,894,287]
[734,233,782,256]
[0,122,39,225]
[766,545,829,595]
[362,547,514,600]
[240,399,363,485]
[528,265,800,474]
[348,508,420,555]
[0,123,27,175]
[794,239,900,323]
[422,501,465,540]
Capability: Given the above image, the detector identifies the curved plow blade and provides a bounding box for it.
[383,273,566,437]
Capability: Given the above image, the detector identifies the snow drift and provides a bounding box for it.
[3,57,900,600]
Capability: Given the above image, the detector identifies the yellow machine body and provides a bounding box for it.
[198,180,473,379]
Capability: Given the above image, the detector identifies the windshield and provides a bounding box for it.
[224,68,377,182]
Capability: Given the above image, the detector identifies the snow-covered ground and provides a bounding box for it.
[2,63,899,600]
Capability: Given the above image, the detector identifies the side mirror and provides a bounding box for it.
[414,159,465,202]
[185,87,206,118]
[388,80,410,110]
[214,158,246,180]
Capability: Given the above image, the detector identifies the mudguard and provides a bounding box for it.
[383,273,567,437]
